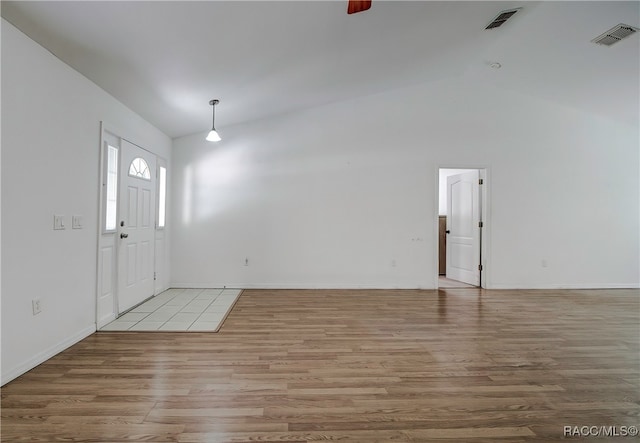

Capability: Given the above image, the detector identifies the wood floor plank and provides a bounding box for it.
[2,288,638,442]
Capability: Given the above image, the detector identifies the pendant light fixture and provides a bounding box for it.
[206,99,221,142]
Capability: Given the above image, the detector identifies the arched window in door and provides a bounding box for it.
[129,157,151,180]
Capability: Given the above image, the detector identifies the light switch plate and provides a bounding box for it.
[72,215,83,229]
[32,298,42,315]
[53,215,66,230]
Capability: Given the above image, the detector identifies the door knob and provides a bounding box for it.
[446,230,450,234]
[120,233,129,239]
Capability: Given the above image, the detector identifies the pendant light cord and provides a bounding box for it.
[210,99,219,130]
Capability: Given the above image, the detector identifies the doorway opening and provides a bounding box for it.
[437,168,487,289]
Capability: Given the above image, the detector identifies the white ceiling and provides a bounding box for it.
[2,1,639,138]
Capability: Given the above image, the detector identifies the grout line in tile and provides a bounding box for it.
[190,292,222,325]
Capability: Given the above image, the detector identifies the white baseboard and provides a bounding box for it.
[488,283,640,290]
[171,282,639,291]
[1,324,96,386]
[170,282,436,290]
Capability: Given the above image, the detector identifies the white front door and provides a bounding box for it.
[446,170,480,286]
[117,140,157,313]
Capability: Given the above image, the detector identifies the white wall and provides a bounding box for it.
[171,75,639,290]
[1,20,172,384]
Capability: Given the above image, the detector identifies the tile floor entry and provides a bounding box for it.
[100,288,242,332]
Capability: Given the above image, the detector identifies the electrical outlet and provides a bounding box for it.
[244,257,249,266]
[391,259,397,268]
[32,298,42,315]
[541,259,548,268]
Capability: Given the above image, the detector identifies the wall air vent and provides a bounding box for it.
[592,24,638,46]
[485,8,520,30]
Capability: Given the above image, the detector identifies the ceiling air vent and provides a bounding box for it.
[592,24,638,46]
[485,8,520,30]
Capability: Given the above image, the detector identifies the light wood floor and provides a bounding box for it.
[2,288,639,442]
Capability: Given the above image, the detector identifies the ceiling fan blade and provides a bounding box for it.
[347,0,372,14]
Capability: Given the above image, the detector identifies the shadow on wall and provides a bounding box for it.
[182,144,249,225]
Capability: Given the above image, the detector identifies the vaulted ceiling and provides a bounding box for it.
[2,1,638,138]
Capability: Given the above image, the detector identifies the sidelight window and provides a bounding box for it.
[158,166,167,228]
[104,144,118,231]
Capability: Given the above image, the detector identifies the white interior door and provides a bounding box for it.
[446,170,480,286]
[117,141,157,313]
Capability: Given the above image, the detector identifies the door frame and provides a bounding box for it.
[435,166,491,289]
[95,122,168,328]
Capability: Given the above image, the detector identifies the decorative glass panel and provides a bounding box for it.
[158,166,167,228]
[129,157,151,180]
[105,145,118,231]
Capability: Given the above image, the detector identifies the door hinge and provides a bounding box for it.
[479,221,484,228]
[479,178,484,185]
[153,272,157,281]
[478,264,483,271]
